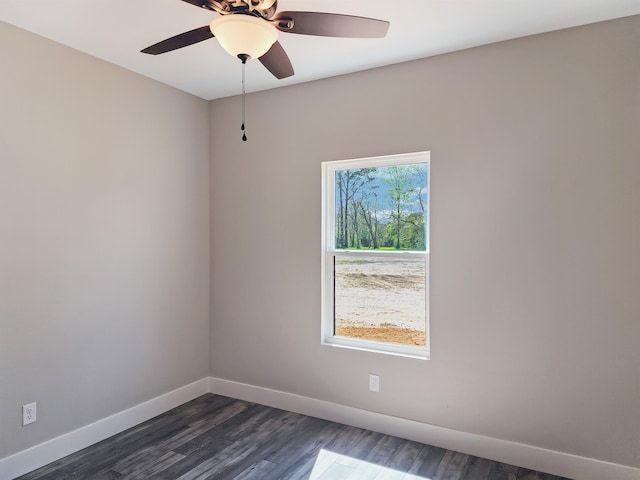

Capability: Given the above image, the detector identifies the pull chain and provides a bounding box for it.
[241,57,247,142]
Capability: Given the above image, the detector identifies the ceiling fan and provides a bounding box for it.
[141,0,390,79]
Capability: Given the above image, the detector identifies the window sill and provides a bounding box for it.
[322,337,430,361]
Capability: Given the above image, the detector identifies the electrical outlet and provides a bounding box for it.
[23,402,36,426]
[369,374,380,392]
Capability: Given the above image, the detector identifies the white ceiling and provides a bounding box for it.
[1,0,638,100]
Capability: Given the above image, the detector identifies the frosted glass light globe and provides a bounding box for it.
[210,14,278,60]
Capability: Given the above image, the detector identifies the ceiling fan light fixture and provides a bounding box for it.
[210,14,278,60]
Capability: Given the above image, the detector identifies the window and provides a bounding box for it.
[321,152,430,359]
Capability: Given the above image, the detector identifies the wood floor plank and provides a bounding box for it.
[488,462,519,480]
[232,459,279,480]
[175,410,313,480]
[215,416,340,480]
[148,439,230,480]
[383,440,426,472]
[326,426,384,462]
[280,446,336,480]
[364,433,405,464]
[113,399,248,477]
[260,423,351,480]
[121,451,185,479]
[462,456,495,480]
[401,443,447,478]
[316,462,355,480]
[434,450,471,480]
[343,460,383,480]
[373,467,409,480]
[14,394,573,480]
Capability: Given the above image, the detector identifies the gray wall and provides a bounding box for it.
[209,15,640,468]
[0,22,210,459]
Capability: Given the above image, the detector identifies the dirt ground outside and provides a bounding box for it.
[334,255,426,347]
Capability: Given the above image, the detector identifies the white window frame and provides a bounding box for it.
[321,151,430,360]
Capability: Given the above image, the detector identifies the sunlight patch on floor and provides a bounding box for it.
[309,449,432,480]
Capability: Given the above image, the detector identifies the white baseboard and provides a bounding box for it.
[208,377,640,480]
[3,376,637,480]
[0,378,209,480]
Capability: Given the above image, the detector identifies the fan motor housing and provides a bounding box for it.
[200,0,277,19]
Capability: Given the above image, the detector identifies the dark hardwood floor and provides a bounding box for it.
[16,394,570,480]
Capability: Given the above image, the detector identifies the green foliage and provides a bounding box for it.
[335,163,427,251]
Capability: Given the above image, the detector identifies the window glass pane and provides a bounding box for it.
[334,254,426,347]
[334,163,428,251]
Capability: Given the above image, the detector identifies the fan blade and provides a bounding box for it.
[259,41,294,79]
[273,11,389,38]
[180,0,216,11]
[141,26,213,55]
